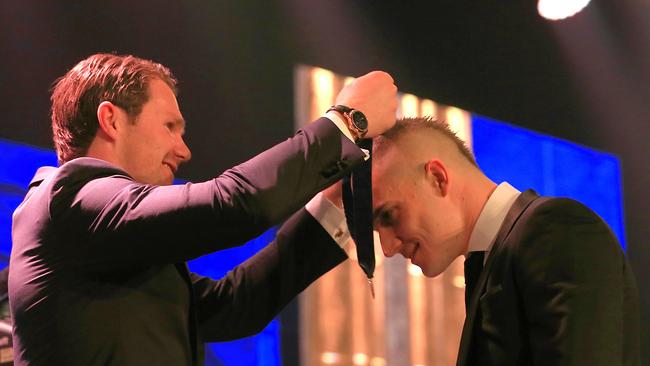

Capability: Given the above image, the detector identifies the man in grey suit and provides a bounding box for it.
[9,53,397,365]
[370,116,640,366]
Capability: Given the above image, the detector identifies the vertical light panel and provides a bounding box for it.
[400,93,420,118]
[312,67,335,116]
[407,264,427,366]
[420,99,437,118]
[445,107,472,149]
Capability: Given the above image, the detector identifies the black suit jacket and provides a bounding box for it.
[457,190,640,366]
[9,118,364,365]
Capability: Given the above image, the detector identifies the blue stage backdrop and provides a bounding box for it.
[0,114,626,365]
[471,114,626,249]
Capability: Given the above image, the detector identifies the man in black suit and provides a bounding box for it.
[370,116,640,365]
[8,53,397,365]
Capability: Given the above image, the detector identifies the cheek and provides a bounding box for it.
[411,203,434,234]
[145,134,170,159]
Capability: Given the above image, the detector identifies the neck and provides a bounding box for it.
[86,135,121,167]
[459,171,497,253]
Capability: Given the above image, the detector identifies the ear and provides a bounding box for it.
[96,101,121,140]
[424,159,449,196]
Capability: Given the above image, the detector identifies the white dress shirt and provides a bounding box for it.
[466,182,521,263]
[303,114,359,250]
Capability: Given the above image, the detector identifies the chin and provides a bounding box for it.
[158,173,175,186]
[422,270,440,278]
[419,264,445,278]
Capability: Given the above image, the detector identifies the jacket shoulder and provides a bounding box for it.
[507,195,625,282]
[23,158,133,222]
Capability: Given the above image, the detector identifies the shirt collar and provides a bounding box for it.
[466,182,521,255]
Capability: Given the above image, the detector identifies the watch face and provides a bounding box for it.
[350,110,368,131]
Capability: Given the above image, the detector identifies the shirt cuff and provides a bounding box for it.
[325,111,355,142]
[323,112,370,160]
[305,192,350,250]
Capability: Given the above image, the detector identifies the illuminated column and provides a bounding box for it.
[441,258,467,365]
[312,67,335,116]
[350,233,387,366]
[429,270,447,365]
[384,254,410,366]
[408,264,427,366]
[420,99,437,118]
[400,93,420,118]
[445,106,472,149]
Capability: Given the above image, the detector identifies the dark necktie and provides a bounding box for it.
[464,251,485,310]
[342,138,376,297]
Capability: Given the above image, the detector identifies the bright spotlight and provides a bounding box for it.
[538,0,591,20]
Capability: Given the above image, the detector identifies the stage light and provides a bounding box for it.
[538,0,591,20]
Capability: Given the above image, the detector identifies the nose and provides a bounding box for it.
[176,136,192,162]
[377,228,402,258]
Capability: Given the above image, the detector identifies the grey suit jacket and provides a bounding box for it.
[457,190,640,366]
[9,118,364,365]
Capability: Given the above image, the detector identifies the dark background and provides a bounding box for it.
[1,0,648,362]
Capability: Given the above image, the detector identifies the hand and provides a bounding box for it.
[335,71,398,138]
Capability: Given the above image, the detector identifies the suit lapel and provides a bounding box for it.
[456,190,540,366]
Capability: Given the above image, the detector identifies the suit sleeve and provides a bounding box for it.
[49,118,364,272]
[190,208,347,341]
[513,198,636,366]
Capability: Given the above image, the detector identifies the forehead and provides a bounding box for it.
[372,146,412,203]
[144,79,181,111]
[139,79,185,126]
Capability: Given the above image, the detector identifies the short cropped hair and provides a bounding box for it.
[50,53,177,164]
[374,116,477,167]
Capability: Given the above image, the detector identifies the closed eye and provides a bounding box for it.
[165,120,186,135]
[374,206,398,228]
